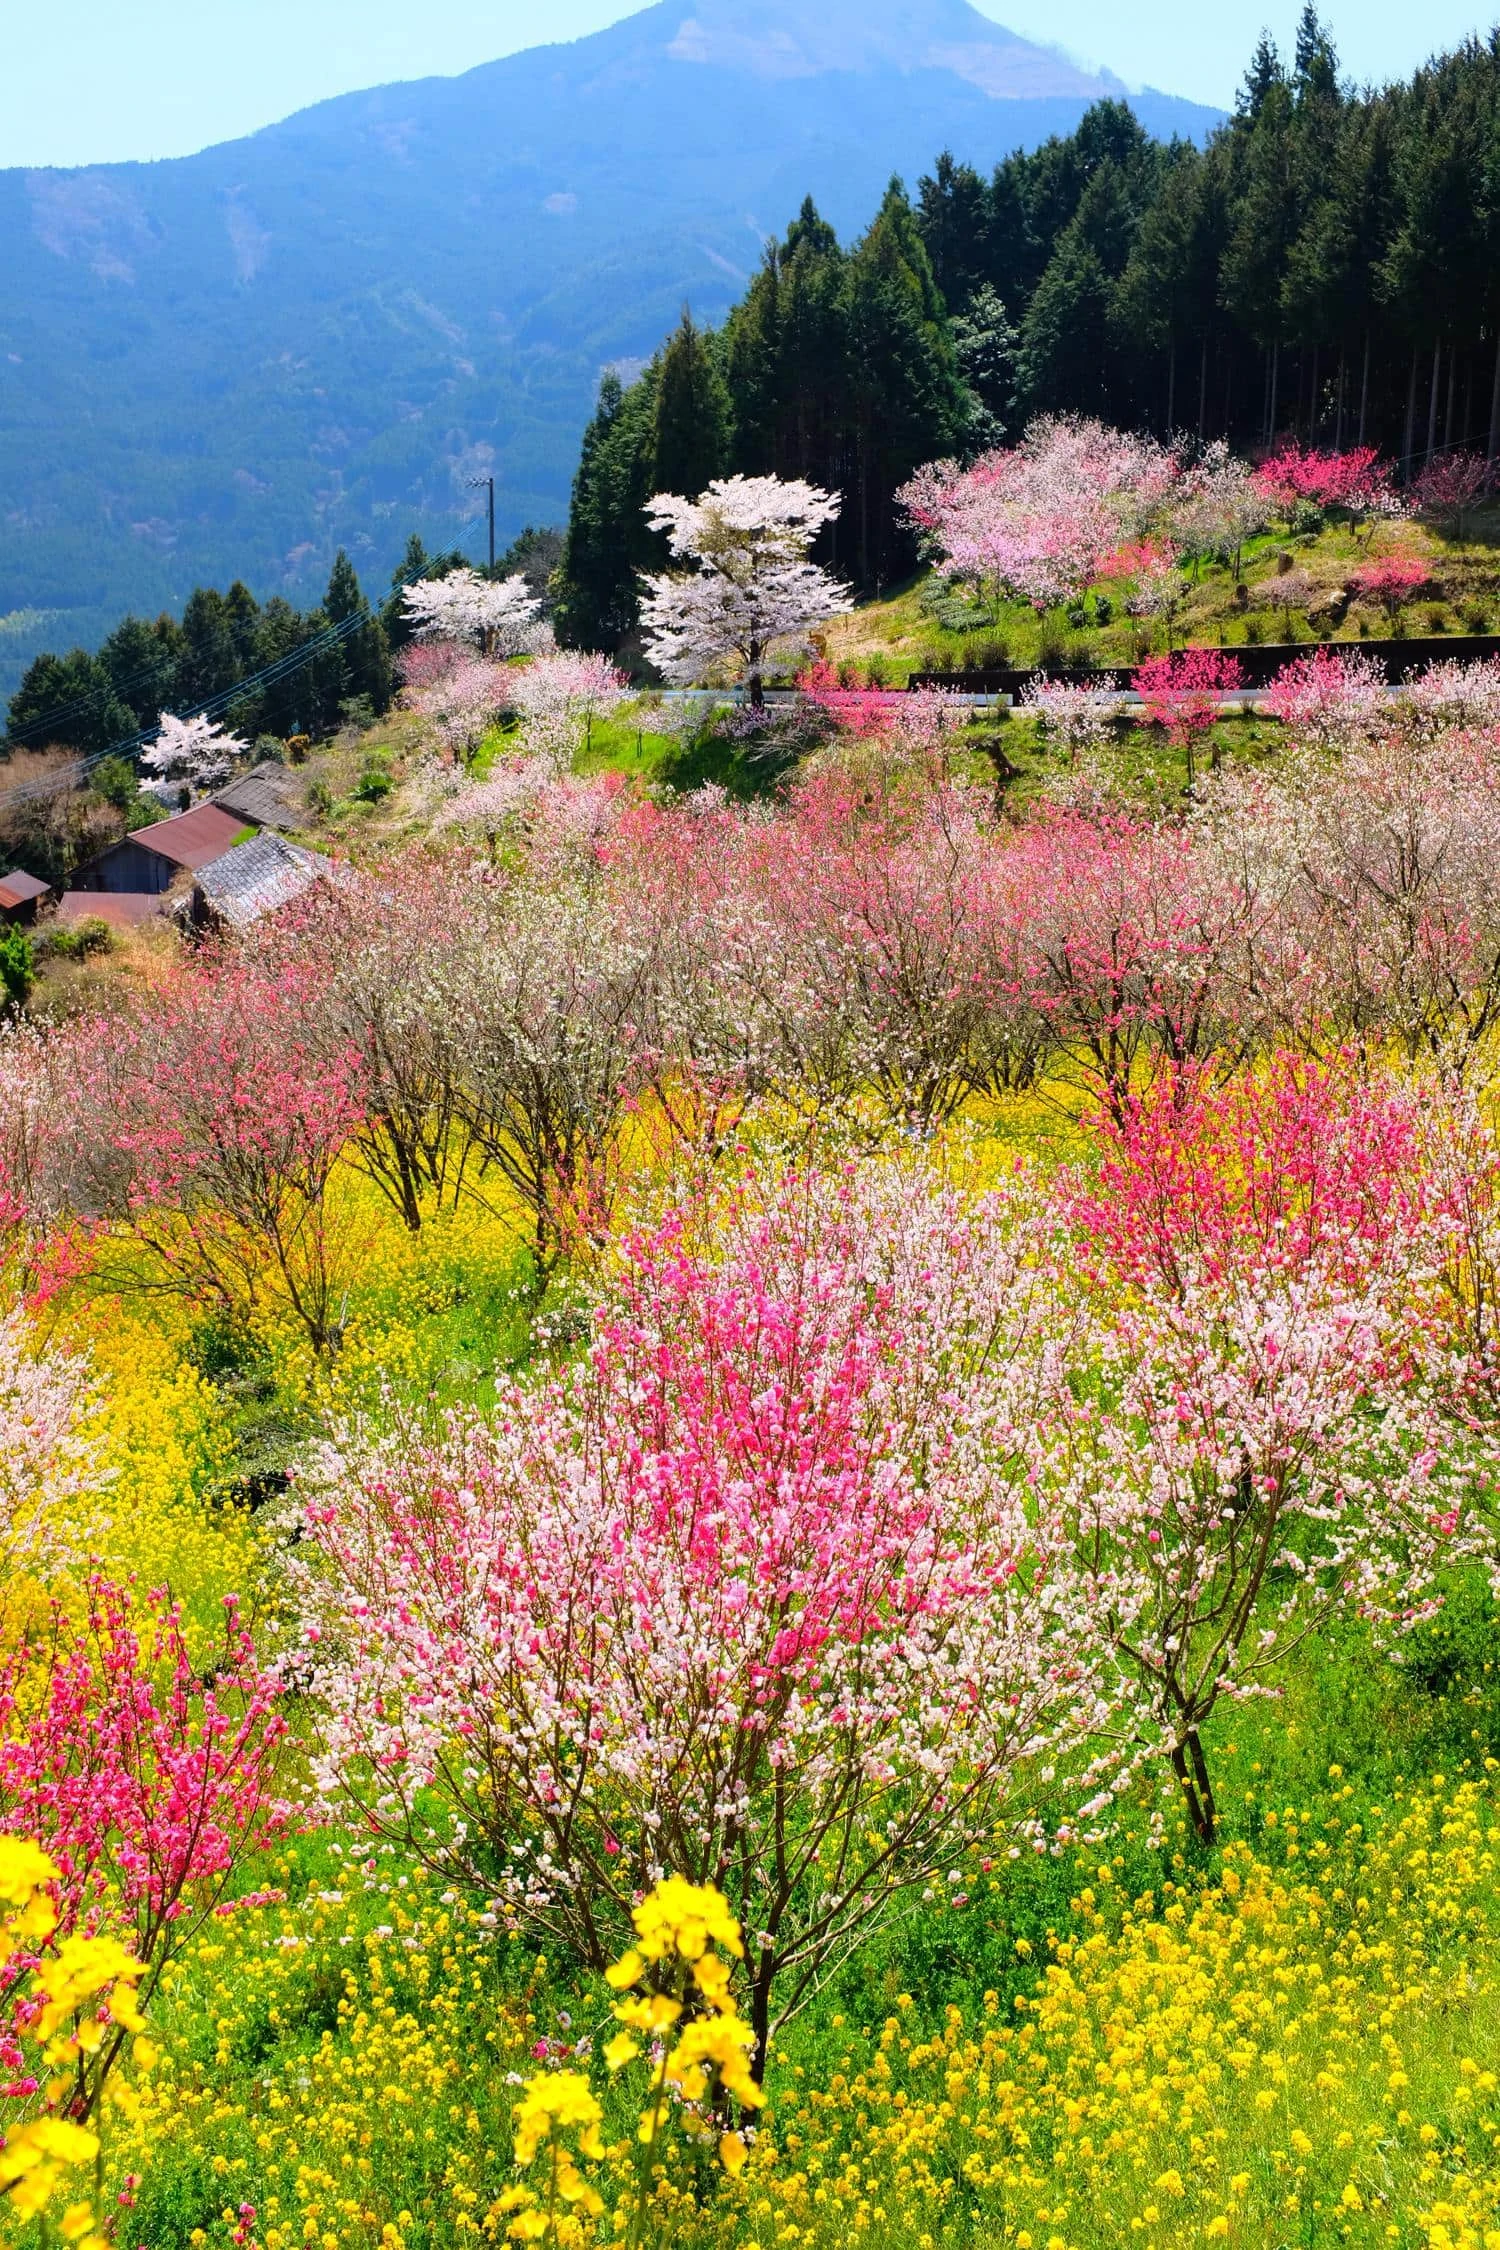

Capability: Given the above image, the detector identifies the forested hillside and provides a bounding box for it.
[0,0,1217,705]
[559,10,1500,643]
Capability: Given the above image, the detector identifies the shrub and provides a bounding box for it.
[354,758,393,804]
[0,928,35,1013]
[36,917,112,965]
[1350,557,1430,619]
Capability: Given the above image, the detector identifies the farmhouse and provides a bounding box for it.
[211,761,303,834]
[71,802,251,898]
[188,832,333,932]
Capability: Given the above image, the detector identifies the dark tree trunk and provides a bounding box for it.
[1403,347,1420,478]
[1198,334,1209,438]
[1444,344,1457,452]
[1171,1729,1218,1845]
[1166,332,1176,434]
[1427,336,1443,464]
[1489,327,1500,462]
[1358,331,1370,447]
[1308,343,1320,440]
[1335,348,1346,450]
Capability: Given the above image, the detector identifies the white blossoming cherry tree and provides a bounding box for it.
[401,568,548,657]
[141,712,248,797]
[639,473,852,708]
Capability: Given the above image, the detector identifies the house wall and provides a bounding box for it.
[73,840,174,894]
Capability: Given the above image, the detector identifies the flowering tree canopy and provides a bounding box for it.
[510,650,630,766]
[141,712,246,795]
[400,570,547,656]
[299,1160,1105,2064]
[640,474,851,707]
[899,417,1177,613]
[398,644,515,765]
[1253,444,1402,532]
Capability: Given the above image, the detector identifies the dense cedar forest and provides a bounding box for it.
[557,8,1500,648]
[0,531,567,762]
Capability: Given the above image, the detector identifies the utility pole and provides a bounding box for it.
[468,474,496,571]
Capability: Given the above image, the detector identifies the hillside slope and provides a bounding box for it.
[0,0,1219,700]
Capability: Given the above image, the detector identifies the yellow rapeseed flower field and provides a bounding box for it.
[114,1774,1500,2250]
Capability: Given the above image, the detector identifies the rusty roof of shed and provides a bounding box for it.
[112,803,251,872]
[0,870,50,909]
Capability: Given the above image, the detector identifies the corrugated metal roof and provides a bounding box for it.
[124,803,250,871]
[0,870,50,909]
[193,834,333,928]
[58,890,161,929]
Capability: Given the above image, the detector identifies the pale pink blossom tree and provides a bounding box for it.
[1018,676,1122,764]
[640,474,852,707]
[1395,658,1500,738]
[899,417,1177,615]
[298,1159,1103,2070]
[75,960,372,1356]
[1051,1059,1463,1839]
[510,650,630,766]
[398,644,516,765]
[1261,646,1387,751]
[0,1309,105,1579]
[141,712,246,797]
[401,569,548,656]
[1165,439,1267,578]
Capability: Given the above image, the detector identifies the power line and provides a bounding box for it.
[0,570,426,814]
[2,548,432,755]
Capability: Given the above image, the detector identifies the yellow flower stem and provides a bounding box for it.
[624,1960,685,2250]
[544,2133,559,2250]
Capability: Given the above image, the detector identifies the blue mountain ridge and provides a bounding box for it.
[0,0,1222,698]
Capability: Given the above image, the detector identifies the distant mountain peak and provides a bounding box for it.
[0,0,1221,702]
[657,0,1107,96]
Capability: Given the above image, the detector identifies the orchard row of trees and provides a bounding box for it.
[558,8,1500,650]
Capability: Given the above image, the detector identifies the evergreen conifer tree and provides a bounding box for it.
[651,311,732,498]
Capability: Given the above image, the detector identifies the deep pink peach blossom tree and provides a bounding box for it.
[298,1162,1104,2071]
[1049,1059,1463,1841]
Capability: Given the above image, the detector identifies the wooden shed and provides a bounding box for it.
[70,804,252,898]
[0,870,50,925]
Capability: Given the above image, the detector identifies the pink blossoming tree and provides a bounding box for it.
[299,1162,1103,2072]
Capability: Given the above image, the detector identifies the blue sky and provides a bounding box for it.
[2,0,1496,168]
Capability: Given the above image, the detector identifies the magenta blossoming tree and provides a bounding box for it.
[1133,648,1245,786]
[639,474,852,708]
[0,1577,286,2072]
[299,1161,1104,2071]
[1050,1060,1462,1841]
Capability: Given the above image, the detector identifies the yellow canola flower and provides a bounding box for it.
[34,1931,145,2043]
[511,2072,605,2169]
[627,1877,745,1969]
[667,2016,764,2113]
[0,1837,59,1908]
